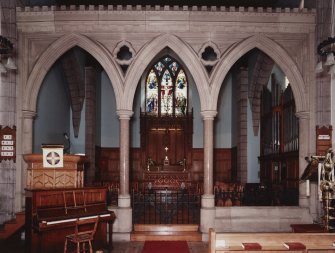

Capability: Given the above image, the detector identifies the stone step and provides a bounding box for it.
[131,224,202,241]
[134,224,199,232]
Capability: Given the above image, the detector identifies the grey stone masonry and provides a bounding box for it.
[0,160,15,224]
[315,0,332,126]
[0,0,17,225]
[85,66,97,184]
[237,67,248,183]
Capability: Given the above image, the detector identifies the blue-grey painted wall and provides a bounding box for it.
[215,73,233,148]
[33,63,70,153]
[247,102,260,182]
[69,101,85,154]
[96,71,119,147]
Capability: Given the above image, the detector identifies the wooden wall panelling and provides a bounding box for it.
[191,148,203,182]
[213,148,234,182]
[130,148,141,184]
[96,147,237,190]
[95,147,120,182]
[140,114,193,170]
[316,125,332,156]
[230,147,238,182]
[259,156,273,184]
[284,153,299,189]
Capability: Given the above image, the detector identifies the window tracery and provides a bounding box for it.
[145,56,188,116]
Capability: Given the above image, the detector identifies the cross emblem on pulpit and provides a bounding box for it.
[46,151,61,166]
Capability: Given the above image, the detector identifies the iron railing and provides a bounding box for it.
[132,189,201,224]
[214,183,299,206]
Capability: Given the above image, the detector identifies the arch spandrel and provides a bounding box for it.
[210,34,309,114]
[23,33,124,112]
[122,33,210,111]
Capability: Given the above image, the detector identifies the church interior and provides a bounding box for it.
[1,0,335,252]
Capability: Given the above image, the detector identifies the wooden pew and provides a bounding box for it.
[208,228,335,253]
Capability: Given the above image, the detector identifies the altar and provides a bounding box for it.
[142,164,190,191]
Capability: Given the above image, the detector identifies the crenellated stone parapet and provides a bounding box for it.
[16,5,315,14]
[16,4,316,34]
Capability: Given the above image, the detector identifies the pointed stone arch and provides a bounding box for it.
[123,33,210,111]
[210,34,308,114]
[23,33,123,112]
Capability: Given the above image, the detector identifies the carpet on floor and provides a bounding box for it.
[141,240,190,253]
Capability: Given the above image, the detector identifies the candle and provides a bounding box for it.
[306,179,310,197]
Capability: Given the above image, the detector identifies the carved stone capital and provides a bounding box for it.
[117,109,133,120]
[22,110,36,119]
[201,110,217,120]
[295,111,310,120]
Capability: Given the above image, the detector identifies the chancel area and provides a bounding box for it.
[1,0,335,252]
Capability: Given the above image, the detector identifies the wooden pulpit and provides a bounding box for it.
[24,153,86,189]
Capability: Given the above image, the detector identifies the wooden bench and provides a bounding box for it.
[208,228,335,253]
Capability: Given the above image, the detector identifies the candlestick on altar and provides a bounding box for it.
[306,179,310,197]
[164,146,169,165]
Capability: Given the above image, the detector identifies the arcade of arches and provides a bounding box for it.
[0,2,328,240]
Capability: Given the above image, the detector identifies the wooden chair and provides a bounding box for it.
[63,190,87,215]
[64,217,99,253]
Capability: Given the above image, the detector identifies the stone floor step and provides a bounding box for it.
[130,231,202,241]
[133,224,199,232]
[131,224,201,241]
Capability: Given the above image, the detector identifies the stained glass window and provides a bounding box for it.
[146,70,158,114]
[175,69,187,115]
[145,56,188,116]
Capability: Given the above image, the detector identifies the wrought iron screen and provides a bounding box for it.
[132,189,200,224]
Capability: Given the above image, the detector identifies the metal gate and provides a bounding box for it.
[132,189,200,224]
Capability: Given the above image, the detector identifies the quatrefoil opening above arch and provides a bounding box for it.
[113,40,136,66]
[198,41,220,67]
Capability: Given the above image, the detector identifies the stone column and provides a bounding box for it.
[18,110,36,210]
[200,110,217,239]
[116,109,133,207]
[296,111,310,208]
[114,109,133,241]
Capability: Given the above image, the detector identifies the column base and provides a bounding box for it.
[200,194,215,240]
[200,206,215,238]
[118,194,131,208]
[201,194,215,208]
[108,205,132,241]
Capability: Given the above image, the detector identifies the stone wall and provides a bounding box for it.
[315,0,332,126]
[214,206,313,232]
[0,160,15,223]
[0,0,17,223]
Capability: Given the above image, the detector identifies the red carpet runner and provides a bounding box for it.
[141,241,190,253]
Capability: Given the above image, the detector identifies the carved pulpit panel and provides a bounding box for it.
[24,154,85,189]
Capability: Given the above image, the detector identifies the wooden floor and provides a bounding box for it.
[0,235,208,253]
[112,241,207,253]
